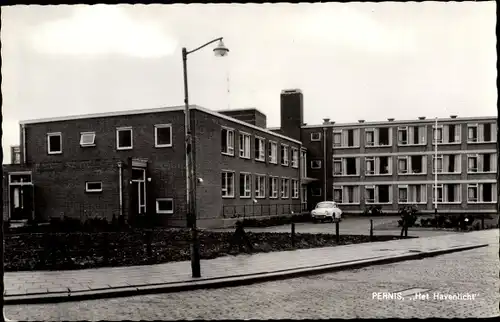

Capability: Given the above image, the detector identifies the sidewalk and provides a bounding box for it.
[4,230,496,305]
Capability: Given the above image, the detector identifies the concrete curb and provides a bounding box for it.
[4,243,488,305]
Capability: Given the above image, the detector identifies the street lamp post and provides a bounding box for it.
[182,38,229,278]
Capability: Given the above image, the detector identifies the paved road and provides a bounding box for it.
[5,232,498,320]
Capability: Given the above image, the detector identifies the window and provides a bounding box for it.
[400,126,426,145]
[333,131,342,147]
[467,154,478,173]
[85,181,102,193]
[444,184,461,203]
[378,128,390,146]
[300,150,307,178]
[341,186,360,204]
[311,160,322,169]
[442,154,461,173]
[292,179,299,199]
[366,185,391,203]
[333,158,342,175]
[433,125,443,144]
[333,129,360,148]
[398,127,408,145]
[255,175,266,198]
[467,124,478,142]
[446,124,461,143]
[398,157,408,174]
[116,127,133,150]
[408,184,427,203]
[484,124,492,142]
[80,132,96,147]
[221,128,235,155]
[333,187,342,203]
[280,178,290,198]
[365,186,375,204]
[239,173,251,198]
[239,133,251,159]
[433,155,443,173]
[333,157,359,176]
[467,184,478,202]
[311,187,322,197]
[365,129,374,146]
[156,198,174,214]
[433,184,444,203]
[47,132,62,154]
[281,144,289,166]
[345,157,358,175]
[221,171,235,198]
[269,141,278,164]
[409,155,426,174]
[365,157,375,175]
[467,183,497,203]
[311,133,321,141]
[377,156,391,175]
[155,124,172,148]
[398,186,408,203]
[269,177,278,198]
[11,146,21,164]
[291,148,299,168]
[255,137,266,161]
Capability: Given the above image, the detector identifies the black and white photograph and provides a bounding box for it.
[0,1,498,320]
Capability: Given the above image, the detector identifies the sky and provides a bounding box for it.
[1,2,497,163]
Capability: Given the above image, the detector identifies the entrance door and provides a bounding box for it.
[9,173,34,221]
[301,185,308,212]
[130,168,146,218]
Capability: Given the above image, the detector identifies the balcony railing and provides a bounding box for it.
[222,203,307,219]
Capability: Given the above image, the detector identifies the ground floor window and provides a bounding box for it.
[156,198,174,214]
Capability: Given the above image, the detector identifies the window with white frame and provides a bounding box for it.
[80,132,96,147]
[255,174,266,198]
[377,127,391,146]
[468,183,497,203]
[365,185,391,203]
[311,132,321,141]
[433,125,443,144]
[292,179,299,199]
[333,158,342,175]
[311,187,322,197]
[85,181,102,192]
[47,132,62,154]
[239,173,251,198]
[365,129,375,146]
[443,184,461,203]
[116,127,133,150]
[398,156,408,174]
[444,124,461,143]
[467,184,478,202]
[154,124,172,148]
[398,186,408,203]
[269,141,278,164]
[334,129,360,148]
[341,186,360,204]
[333,187,342,203]
[300,149,307,178]
[467,124,478,142]
[483,123,495,142]
[281,144,289,166]
[467,154,478,173]
[432,184,444,203]
[333,157,359,176]
[365,157,375,175]
[433,155,443,173]
[280,178,290,198]
[156,198,174,214]
[221,171,235,197]
[397,127,408,145]
[440,154,461,173]
[405,155,427,174]
[375,156,391,175]
[239,133,251,159]
[311,160,322,169]
[221,128,235,155]
[254,137,266,161]
[269,177,278,198]
[399,126,426,145]
[291,148,299,168]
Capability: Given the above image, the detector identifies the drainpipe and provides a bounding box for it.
[323,127,327,201]
[21,124,27,164]
[117,161,123,218]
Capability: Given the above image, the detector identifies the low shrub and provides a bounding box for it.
[242,213,311,227]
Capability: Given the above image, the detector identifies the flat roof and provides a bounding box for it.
[19,105,301,145]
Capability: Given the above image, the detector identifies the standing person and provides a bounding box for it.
[400,207,409,238]
[228,221,253,253]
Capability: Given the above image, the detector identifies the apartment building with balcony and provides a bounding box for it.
[3,92,306,228]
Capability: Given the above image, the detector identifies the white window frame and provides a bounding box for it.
[281,144,289,166]
[116,127,133,150]
[339,186,360,205]
[432,124,443,144]
[333,158,342,176]
[311,187,322,197]
[239,132,251,159]
[311,132,321,141]
[365,185,375,204]
[47,132,63,155]
[333,187,343,203]
[467,154,479,173]
[156,198,174,214]
[311,160,322,169]
[408,184,428,204]
[222,171,235,198]
[80,132,96,147]
[292,179,299,199]
[407,155,426,175]
[467,183,478,203]
[255,174,266,199]
[333,130,342,148]
[441,183,462,204]
[269,176,279,199]
[280,178,290,199]
[375,127,392,147]
[445,124,462,144]
[433,184,444,203]
[432,155,444,174]
[365,157,375,175]
[397,156,409,174]
[154,124,173,148]
[340,157,359,176]
[239,172,252,198]
[365,128,375,147]
[374,185,392,204]
[85,181,103,193]
[269,141,278,164]
[467,124,478,143]
[398,185,408,204]
[221,127,235,156]
[255,137,266,162]
[397,126,408,145]
[473,183,497,203]
[291,148,299,168]
[375,156,392,175]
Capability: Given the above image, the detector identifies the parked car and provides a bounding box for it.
[311,201,342,223]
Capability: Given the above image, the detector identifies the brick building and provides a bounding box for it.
[3,90,311,228]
